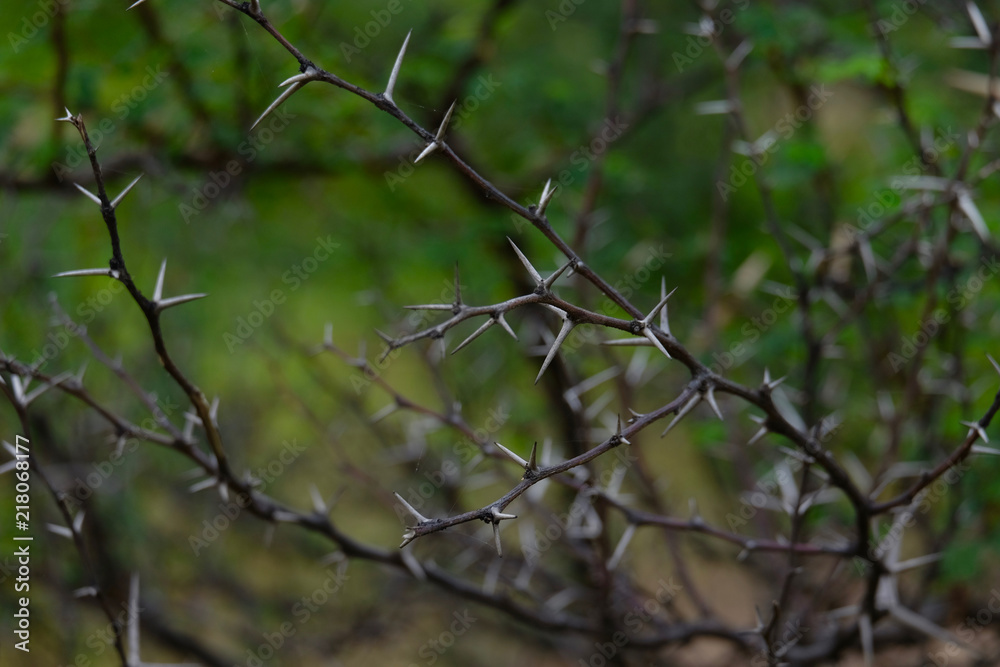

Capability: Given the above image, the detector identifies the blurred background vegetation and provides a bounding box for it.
[2,0,1000,665]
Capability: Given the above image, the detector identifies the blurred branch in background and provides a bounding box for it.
[2,0,1000,666]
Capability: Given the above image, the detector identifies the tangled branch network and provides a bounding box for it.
[4,0,1000,664]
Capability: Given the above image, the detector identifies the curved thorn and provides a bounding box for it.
[705,386,724,420]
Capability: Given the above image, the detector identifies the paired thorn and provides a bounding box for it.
[747,414,769,445]
[635,286,676,358]
[614,415,631,445]
[762,368,786,392]
[149,259,208,314]
[489,506,517,557]
[537,179,557,215]
[961,420,990,444]
[507,237,570,291]
[415,100,457,163]
[394,491,431,545]
[384,30,412,106]
[56,107,76,123]
[252,79,307,130]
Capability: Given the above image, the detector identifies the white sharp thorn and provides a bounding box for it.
[72,183,103,206]
[54,268,119,279]
[642,329,671,359]
[127,0,149,9]
[957,190,990,241]
[527,441,538,472]
[705,386,724,420]
[537,178,557,215]
[154,293,208,313]
[452,317,495,354]
[188,477,217,494]
[47,523,73,539]
[606,524,636,571]
[492,521,503,556]
[400,546,426,578]
[989,354,1000,377]
[536,317,574,384]
[414,141,439,163]
[659,277,672,334]
[251,81,303,130]
[859,613,874,667]
[726,40,754,70]
[542,261,572,290]
[434,100,456,142]
[967,1,993,46]
[110,173,143,210]
[384,30,412,105]
[497,312,518,340]
[494,441,528,467]
[279,66,318,87]
[961,420,989,443]
[661,393,700,437]
[310,484,327,514]
[393,491,431,523]
[972,444,1000,456]
[153,259,168,302]
[56,107,75,122]
[507,237,543,283]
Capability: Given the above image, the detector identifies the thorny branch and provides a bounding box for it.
[4,0,1000,665]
